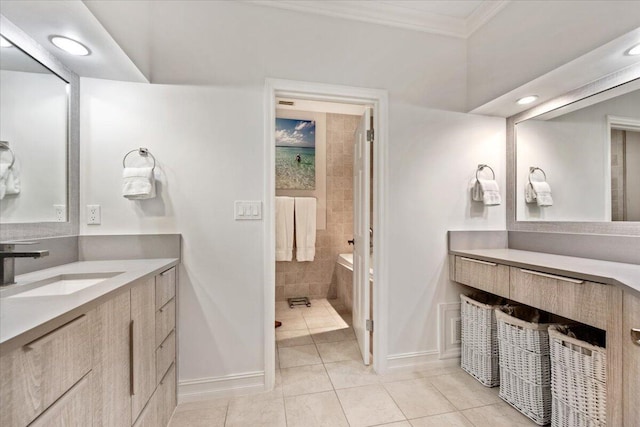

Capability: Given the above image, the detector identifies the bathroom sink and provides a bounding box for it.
[4,272,122,298]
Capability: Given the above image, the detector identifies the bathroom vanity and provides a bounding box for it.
[449,248,640,426]
[0,258,178,427]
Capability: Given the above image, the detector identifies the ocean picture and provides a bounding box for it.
[275,118,316,190]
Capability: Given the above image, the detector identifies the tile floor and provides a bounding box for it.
[169,299,538,427]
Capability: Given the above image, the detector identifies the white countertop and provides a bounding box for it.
[450,248,640,294]
[0,258,178,353]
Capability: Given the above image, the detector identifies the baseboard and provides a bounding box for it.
[178,371,265,403]
[387,350,460,372]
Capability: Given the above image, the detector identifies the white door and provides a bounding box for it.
[353,108,371,365]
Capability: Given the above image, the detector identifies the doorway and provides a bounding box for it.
[263,79,389,390]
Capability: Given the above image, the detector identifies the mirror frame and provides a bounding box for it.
[0,15,79,240]
[507,63,640,235]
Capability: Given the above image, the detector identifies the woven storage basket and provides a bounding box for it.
[460,294,504,387]
[549,325,607,427]
[496,308,557,425]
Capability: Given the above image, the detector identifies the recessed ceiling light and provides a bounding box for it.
[517,95,538,105]
[627,43,640,56]
[49,35,90,56]
[0,35,13,48]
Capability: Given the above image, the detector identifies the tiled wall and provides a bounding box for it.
[276,113,359,301]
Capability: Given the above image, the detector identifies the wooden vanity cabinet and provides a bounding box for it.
[454,256,510,298]
[623,291,640,426]
[131,278,157,421]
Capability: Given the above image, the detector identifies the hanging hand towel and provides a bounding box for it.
[295,197,316,262]
[276,197,295,262]
[0,161,17,200]
[530,181,553,207]
[473,179,501,206]
[123,167,156,199]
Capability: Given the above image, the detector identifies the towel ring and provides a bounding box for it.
[528,166,547,184]
[475,164,495,181]
[0,141,15,169]
[122,147,156,171]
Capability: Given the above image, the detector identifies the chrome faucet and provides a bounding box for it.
[0,242,49,286]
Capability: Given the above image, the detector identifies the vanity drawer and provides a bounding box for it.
[0,313,92,426]
[156,330,176,383]
[454,256,510,298]
[509,267,609,329]
[156,267,176,311]
[158,363,177,427]
[29,373,92,427]
[156,298,176,347]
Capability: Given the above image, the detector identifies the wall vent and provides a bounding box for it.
[278,100,294,106]
[451,317,462,344]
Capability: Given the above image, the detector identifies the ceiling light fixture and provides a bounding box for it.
[0,35,13,48]
[517,95,538,105]
[49,35,90,56]
[627,43,640,56]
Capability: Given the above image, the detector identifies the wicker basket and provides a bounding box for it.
[496,308,557,425]
[460,294,504,387]
[549,325,607,427]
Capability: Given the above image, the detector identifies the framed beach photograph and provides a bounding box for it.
[275,117,316,190]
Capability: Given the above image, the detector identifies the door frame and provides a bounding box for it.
[263,78,389,390]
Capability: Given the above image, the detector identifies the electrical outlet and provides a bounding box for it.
[87,204,101,225]
[54,205,66,222]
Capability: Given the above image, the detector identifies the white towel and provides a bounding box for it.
[530,181,553,207]
[525,183,536,204]
[473,179,501,206]
[0,161,18,200]
[295,197,316,262]
[122,167,156,200]
[275,197,295,261]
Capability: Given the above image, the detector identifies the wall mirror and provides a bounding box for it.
[0,16,79,240]
[508,63,640,235]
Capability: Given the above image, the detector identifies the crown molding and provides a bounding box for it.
[245,1,510,39]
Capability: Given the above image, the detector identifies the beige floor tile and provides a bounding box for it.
[324,360,380,389]
[461,402,539,426]
[300,305,333,318]
[281,364,333,396]
[317,340,362,363]
[304,314,340,329]
[169,399,228,427]
[278,344,322,368]
[377,422,412,427]
[276,329,314,348]
[429,372,501,410]
[409,412,473,427]
[275,308,305,321]
[284,391,349,427]
[276,317,308,331]
[310,298,333,307]
[225,396,286,427]
[310,326,356,344]
[336,384,406,427]
[384,378,456,419]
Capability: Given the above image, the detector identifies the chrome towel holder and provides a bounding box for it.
[528,166,547,183]
[0,141,16,169]
[122,147,156,171]
[475,164,495,181]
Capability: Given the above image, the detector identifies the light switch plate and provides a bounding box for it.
[234,201,262,220]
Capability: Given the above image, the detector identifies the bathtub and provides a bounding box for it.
[335,253,373,314]
[337,253,373,279]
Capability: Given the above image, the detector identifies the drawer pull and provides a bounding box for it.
[159,298,173,312]
[160,268,173,276]
[632,328,640,346]
[460,257,497,267]
[24,314,86,349]
[520,269,584,284]
[130,320,135,396]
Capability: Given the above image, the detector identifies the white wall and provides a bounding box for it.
[467,1,640,111]
[387,105,505,357]
[516,89,640,222]
[0,70,67,223]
